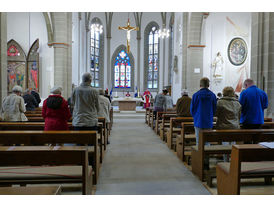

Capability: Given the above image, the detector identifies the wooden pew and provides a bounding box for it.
[147,108,153,127]
[177,120,273,165]
[0,130,99,185]
[24,113,43,117]
[98,117,107,151]
[263,117,273,122]
[0,121,105,165]
[191,129,274,182]
[109,107,113,131]
[159,114,177,141]
[176,122,196,163]
[0,146,92,195]
[0,186,61,195]
[166,117,193,150]
[19,115,108,160]
[216,144,274,195]
[154,111,176,135]
[145,107,150,124]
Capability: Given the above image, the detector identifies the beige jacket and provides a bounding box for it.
[98,95,111,123]
[71,83,99,127]
[216,97,241,129]
[1,93,27,121]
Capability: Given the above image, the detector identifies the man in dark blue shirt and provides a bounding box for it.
[239,79,268,129]
[190,77,217,145]
[23,89,38,111]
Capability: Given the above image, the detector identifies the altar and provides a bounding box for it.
[112,97,144,111]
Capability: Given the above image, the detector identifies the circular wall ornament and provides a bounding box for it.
[227,37,248,66]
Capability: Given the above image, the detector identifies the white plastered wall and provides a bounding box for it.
[203,12,251,95]
[7,12,54,100]
[171,13,184,103]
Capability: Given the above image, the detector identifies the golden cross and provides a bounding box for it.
[118,18,139,53]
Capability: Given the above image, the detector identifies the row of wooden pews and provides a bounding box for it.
[146,109,274,195]
[0,106,114,195]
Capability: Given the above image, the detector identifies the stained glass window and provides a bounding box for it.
[7,40,27,93]
[90,23,102,87]
[147,26,159,89]
[114,50,131,88]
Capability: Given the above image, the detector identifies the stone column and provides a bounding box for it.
[0,12,7,108]
[185,12,204,95]
[134,12,142,92]
[137,37,141,90]
[51,12,72,99]
[251,12,274,118]
[162,37,167,87]
[106,37,111,87]
[105,12,113,89]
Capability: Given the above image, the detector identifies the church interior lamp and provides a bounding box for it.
[158,28,170,38]
[91,23,103,34]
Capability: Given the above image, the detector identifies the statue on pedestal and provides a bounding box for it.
[212,52,224,79]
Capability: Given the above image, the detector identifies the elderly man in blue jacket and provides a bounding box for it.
[190,77,217,145]
[239,79,268,129]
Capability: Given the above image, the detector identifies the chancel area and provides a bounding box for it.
[0,12,274,195]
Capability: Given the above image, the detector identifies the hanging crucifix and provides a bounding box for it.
[118,18,139,53]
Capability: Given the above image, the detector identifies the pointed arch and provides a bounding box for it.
[42,12,53,45]
[90,17,104,88]
[27,38,39,91]
[143,21,160,91]
[111,44,135,92]
[7,39,27,93]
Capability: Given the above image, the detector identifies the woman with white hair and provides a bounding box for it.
[0,85,27,121]
[42,86,71,130]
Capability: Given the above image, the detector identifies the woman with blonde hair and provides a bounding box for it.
[216,86,241,129]
[216,86,241,161]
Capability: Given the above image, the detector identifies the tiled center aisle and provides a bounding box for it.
[95,113,210,195]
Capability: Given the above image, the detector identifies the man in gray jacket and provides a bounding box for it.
[71,72,99,130]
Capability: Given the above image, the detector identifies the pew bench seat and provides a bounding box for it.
[0,166,93,184]
[176,134,196,140]
[164,127,181,132]
[219,161,274,175]
[216,144,274,194]
[206,161,274,188]
[191,145,232,154]
[207,161,274,187]
[176,134,196,163]
[0,186,61,195]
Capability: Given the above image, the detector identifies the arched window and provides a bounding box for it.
[90,18,104,87]
[111,45,134,91]
[114,50,131,88]
[7,39,27,94]
[144,22,160,91]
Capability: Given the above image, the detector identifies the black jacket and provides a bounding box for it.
[23,94,38,111]
[31,90,41,105]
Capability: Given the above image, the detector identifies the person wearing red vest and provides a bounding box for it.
[42,86,71,131]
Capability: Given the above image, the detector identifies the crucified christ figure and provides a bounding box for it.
[118,18,139,53]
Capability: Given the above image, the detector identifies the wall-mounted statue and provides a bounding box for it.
[212,52,224,79]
